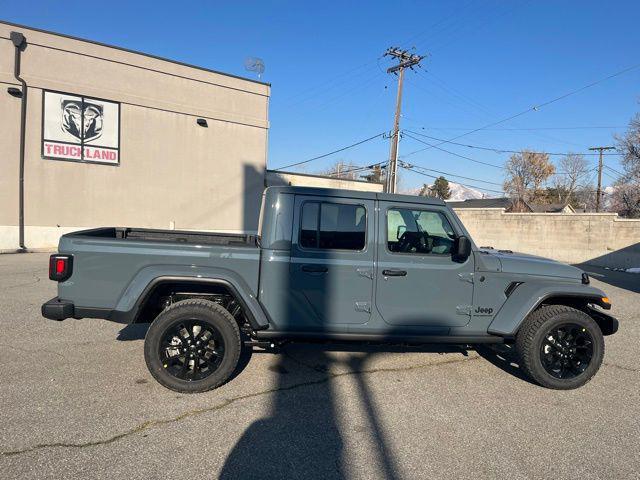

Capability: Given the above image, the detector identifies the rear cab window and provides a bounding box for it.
[300,201,366,250]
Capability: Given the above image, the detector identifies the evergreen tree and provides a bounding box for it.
[427,176,451,200]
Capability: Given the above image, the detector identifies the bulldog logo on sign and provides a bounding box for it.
[61,99,104,143]
[43,90,119,164]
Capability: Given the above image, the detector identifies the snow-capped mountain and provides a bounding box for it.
[401,181,488,201]
[447,182,486,201]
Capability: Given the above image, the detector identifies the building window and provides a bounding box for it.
[300,202,366,250]
[387,208,455,255]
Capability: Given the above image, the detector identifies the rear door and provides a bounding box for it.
[288,195,375,330]
[375,202,474,328]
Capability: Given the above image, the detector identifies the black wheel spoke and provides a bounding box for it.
[540,322,594,380]
[158,318,226,382]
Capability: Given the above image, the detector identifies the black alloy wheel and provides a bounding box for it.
[539,323,594,379]
[159,319,226,381]
[144,299,241,393]
[516,305,605,390]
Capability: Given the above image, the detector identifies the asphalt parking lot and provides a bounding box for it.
[1,253,638,479]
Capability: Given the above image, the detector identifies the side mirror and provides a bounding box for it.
[453,235,472,261]
[396,225,407,239]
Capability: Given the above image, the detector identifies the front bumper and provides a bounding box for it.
[42,297,74,321]
[586,306,619,336]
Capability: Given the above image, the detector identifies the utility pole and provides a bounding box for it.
[384,47,424,193]
[588,146,615,212]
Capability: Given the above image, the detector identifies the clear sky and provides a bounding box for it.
[3,0,639,195]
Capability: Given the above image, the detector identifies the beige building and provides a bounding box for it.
[0,21,384,253]
[1,21,270,252]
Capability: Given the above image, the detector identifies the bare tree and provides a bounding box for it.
[361,164,386,184]
[320,160,360,180]
[609,183,640,218]
[615,112,640,181]
[503,150,555,209]
[611,111,640,217]
[572,184,598,212]
[551,153,591,204]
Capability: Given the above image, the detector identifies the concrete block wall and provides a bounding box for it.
[453,208,640,269]
[265,171,384,192]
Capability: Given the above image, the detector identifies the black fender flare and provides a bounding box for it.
[111,275,270,330]
[488,281,612,337]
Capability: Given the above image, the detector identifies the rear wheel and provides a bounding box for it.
[144,299,242,393]
[516,305,604,390]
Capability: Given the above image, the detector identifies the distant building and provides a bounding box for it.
[529,203,575,214]
[447,197,529,212]
[265,170,383,192]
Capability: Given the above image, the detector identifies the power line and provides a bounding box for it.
[428,0,530,53]
[281,59,378,108]
[402,131,597,176]
[401,132,504,168]
[405,130,620,156]
[402,61,640,157]
[273,132,386,171]
[410,70,597,151]
[419,70,492,117]
[404,73,489,122]
[403,125,627,131]
[400,164,505,195]
[400,162,503,186]
[603,164,626,177]
[398,0,478,51]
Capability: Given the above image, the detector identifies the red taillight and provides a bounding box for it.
[49,255,73,282]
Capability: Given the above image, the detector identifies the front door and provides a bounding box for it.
[375,202,474,328]
[288,195,375,331]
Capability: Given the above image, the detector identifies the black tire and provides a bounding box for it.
[515,305,604,390]
[144,299,242,393]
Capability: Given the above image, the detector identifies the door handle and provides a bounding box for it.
[301,264,328,273]
[382,269,407,277]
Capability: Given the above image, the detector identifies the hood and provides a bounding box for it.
[482,249,583,281]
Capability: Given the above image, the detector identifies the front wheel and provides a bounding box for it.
[144,299,242,393]
[516,305,604,390]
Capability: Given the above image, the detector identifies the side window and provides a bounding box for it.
[387,208,455,255]
[300,202,320,248]
[299,202,366,250]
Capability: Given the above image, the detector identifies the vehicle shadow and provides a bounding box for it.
[219,343,347,479]
[576,263,640,294]
[116,322,149,341]
[218,340,535,479]
[475,343,537,385]
[118,322,536,391]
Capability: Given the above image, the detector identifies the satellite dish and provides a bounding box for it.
[244,56,265,79]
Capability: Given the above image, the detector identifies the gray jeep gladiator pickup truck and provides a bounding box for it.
[42,186,618,392]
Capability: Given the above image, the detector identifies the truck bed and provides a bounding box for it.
[57,227,261,312]
[67,227,258,247]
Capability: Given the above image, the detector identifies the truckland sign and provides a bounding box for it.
[42,90,120,165]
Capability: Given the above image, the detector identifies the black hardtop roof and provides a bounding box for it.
[265,186,446,206]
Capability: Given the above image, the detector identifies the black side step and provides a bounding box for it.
[254,331,505,344]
